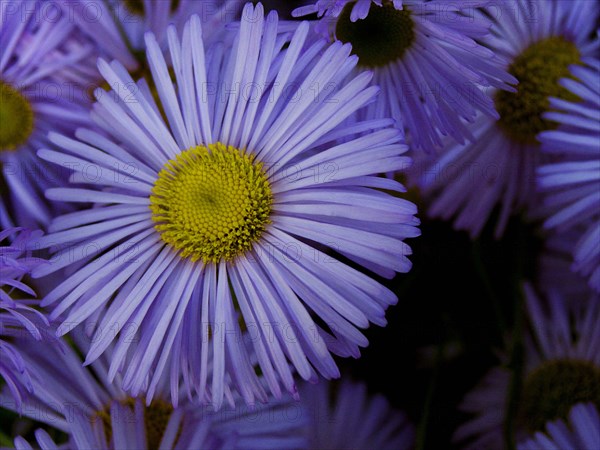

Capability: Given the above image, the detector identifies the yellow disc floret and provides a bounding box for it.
[150,143,273,263]
[495,36,581,145]
[0,80,34,150]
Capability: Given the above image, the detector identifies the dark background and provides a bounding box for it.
[340,211,541,449]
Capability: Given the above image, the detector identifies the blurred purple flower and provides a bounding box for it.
[538,58,600,293]
[0,0,95,229]
[299,379,415,450]
[61,0,244,72]
[293,0,516,153]
[2,331,308,449]
[455,284,600,449]
[419,0,599,238]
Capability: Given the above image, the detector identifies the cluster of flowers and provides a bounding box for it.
[0,0,598,448]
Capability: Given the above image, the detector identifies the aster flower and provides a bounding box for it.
[299,379,415,450]
[418,0,599,238]
[0,227,48,410]
[293,0,516,153]
[32,3,419,408]
[0,332,308,450]
[0,0,94,229]
[518,402,600,450]
[538,58,600,293]
[62,0,244,73]
[454,284,600,449]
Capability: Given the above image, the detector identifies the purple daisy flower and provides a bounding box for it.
[62,0,244,73]
[299,379,415,449]
[518,402,600,450]
[0,227,48,410]
[293,0,516,153]
[454,284,600,449]
[1,331,308,449]
[418,0,599,238]
[538,58,600,293]
[32,3,419,408]
[1,0,94,229]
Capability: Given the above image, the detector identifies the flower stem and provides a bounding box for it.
[504,289,525,450]
[416,340,445,450]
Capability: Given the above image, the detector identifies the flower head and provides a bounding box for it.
[538,58,600,292]
[454,284,600,449]
[33,3,419,408]
[418,0,599,238]
[293,0,516,153]
[0,0,94,229]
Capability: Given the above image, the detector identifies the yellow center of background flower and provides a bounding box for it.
[96,398,177,449]
[123,0,180,16]
[0,80,34,151]
[150,143,272,263]
[335,2,415,68]
[495,36,581,145]
[519,359,600,432]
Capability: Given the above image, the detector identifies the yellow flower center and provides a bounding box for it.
[519,359,600,432]
[335,1,415,68]
[0,80,34,151]
[495,37,581,145]
[150,143,273,263]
